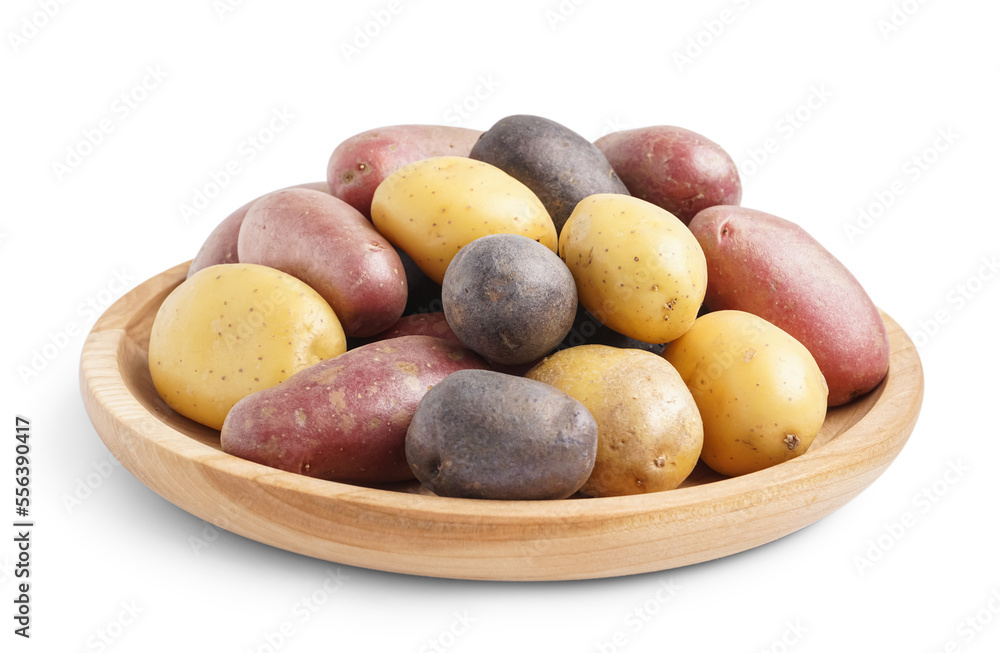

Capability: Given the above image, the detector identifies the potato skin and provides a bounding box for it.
[689,206,889,406]
[526,345,703,497]
[595,126,741,225]
[238,188,407,338]
[442,233,577,365]
[149,264,347,430]
[221,335,490,483]
[364,312,463,346]
[187,181,329,278]
[559,194,707,344]
[663,311,828,477]
[405,369,598,500]
[327,124,482,220]
[371,156,558,284]
[469,114,629,233]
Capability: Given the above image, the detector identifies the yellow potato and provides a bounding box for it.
[559,193,707,344]
[662,310,828,476]
[370,155,557,284]
[526,345,703,497]
[148,264,346,430]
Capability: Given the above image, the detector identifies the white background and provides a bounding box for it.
[4,0,999,650]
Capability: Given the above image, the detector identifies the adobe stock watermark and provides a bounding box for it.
[178,106,294,224]
[737,84,833,182]
[909,254,997,349]
[672,0,756,73]
[417,611,477,653]
[18,268,135,385]
[853,459,970,575]
[50,65,168,182]
[596,114,630,139]
[62,451,123,514]
[189,518,233,555]
[443,74,500,127]
[544,0,591,31]
[84,600,144,652]
[595,578,681,652]
[844,126,959,244]
[930,588,1000,653]
[213,0,248,20]
[876,0,932,41]
[7,0,72,54]
[243,567,348,653]
[340,0,412,63]
[757,619,808,653]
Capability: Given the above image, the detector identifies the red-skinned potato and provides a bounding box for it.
[238,188,407,338]
[187,181,329,278]
[221,335,490,483]
[595,126,741,224]
[327,125,482,219]
[364,312,463,346]
[689,206,889,406]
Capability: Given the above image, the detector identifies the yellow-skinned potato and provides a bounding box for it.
[662,310,828,477]
[148,264,347,430]
[526,345,703,497]
[370,156,557,284]
[559,194,707,344]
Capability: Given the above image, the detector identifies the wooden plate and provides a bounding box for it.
[79,262,923,581]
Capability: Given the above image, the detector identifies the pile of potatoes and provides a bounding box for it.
[148,114,889,500]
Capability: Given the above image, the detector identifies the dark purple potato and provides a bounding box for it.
[405,370,598,500]
[470,114,629,233]
[442,233,577,366]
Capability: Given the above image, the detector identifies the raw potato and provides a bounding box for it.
[470,114,630,233]
[187,181,329,278]
[689,205,889,405]
[364,312,462,346]
[371,156,558,284]
[662,310,828,477]
[405,369,598,500]
[221,335,490,483]
[595,126,741,224]
[148,264,347,430]
[238,188,407,338]
[442,233,577,365]
[559,194,707,344]
[326,124,483,219]
[526,345,703,497]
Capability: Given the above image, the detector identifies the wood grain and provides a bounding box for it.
[79,261,924,581]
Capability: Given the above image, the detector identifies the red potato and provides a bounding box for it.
[326,124,483,219]
[187,181,329,278]
[238,188,406,338]
[365,312,462,346]
[595,126,741,225]
[221,335,490,483]
[689,206,889,406]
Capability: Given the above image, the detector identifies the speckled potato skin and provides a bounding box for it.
[595,126,741,225]
[526,345,703,497]
[662,310,828,477]
[689,206,889,406]
[327,125,483,220]
[405,369,598,500]
[221,335,490,483]
[442,234,577,365]
[187,181,329,278]
[148,264,347,430]
[559,194,708,344]
[238,188,407,338]
[469,114,630,233]
[370,156,558,284]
